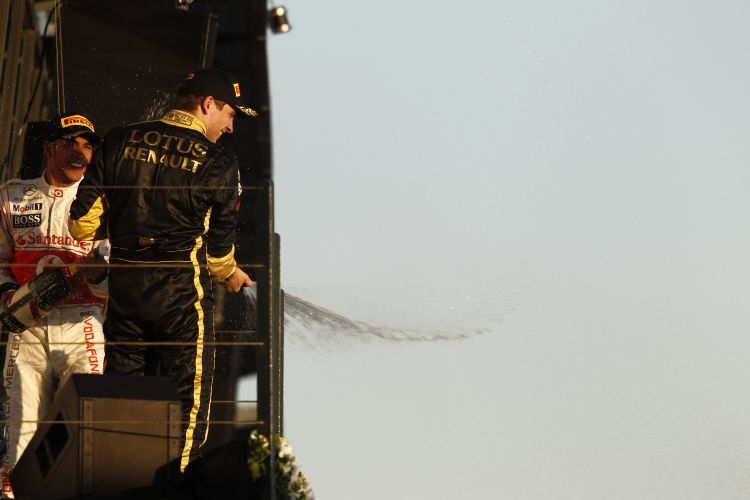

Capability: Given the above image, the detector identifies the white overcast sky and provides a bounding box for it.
[255,1,750,498]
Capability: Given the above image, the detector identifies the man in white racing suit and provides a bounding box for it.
[0,112,107,497]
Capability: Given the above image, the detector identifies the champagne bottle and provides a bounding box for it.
[0,265,83,333]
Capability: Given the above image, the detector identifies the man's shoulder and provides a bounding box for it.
[0,177,42,206]
[201,144,238,179]
[208,142,237,163]
[1,177,40,192]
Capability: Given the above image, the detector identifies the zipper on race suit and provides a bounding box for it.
[47,191,55,244]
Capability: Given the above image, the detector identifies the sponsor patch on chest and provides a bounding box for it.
[11,202,42,213]
[12,213,42,228]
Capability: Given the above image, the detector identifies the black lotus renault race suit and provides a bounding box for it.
[69,109,241,471]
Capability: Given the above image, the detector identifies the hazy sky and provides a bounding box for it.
[247,1,750,498]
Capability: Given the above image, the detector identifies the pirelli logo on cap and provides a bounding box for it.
[233,83,241,97]
[61,115,95,132]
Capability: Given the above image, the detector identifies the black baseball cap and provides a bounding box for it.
[46,112,102,145]
[178,68,257,118]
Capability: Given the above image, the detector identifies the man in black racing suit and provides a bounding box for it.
[68,68,255,471]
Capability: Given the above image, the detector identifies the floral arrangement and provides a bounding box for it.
[248,430,315,500]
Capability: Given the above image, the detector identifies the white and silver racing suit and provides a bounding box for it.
[0,176,106,494]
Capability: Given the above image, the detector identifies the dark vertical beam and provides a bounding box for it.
[277,280,284,437]
[0,1,12,58]
[254,180,283,499]
[54,0,65,112]
[0,1,25,173]
[256,210,282,438]
[199,13,218,68]
[247,0,272,181]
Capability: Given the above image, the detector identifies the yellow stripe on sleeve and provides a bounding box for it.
[68,195,108,241]
[207,245,237,281]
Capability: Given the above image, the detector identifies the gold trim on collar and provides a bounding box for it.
[160,109,207,137]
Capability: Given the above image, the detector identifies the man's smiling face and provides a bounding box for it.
[43,136,94,187]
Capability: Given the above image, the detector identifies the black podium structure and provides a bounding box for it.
[11,374,181,499]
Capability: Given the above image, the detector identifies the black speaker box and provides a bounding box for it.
[11,374,181,499]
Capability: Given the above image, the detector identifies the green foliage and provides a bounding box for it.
[247,430,315,500]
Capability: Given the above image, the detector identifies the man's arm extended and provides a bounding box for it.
[205,156,252,291]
